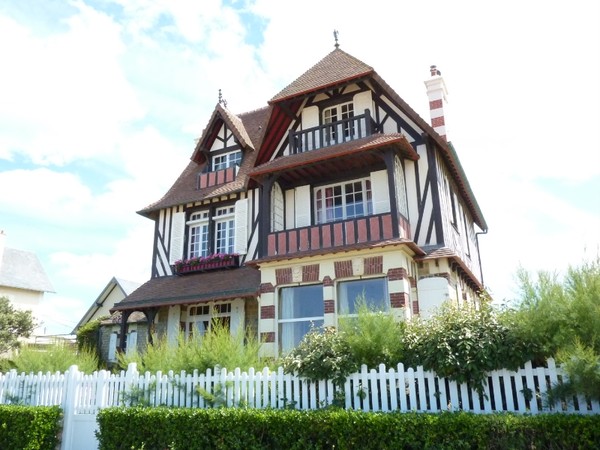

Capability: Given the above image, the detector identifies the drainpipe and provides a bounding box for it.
[475,229,488,288]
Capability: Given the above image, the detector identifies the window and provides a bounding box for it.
[338,278,389,315]
[323,102,354,143]
[214,206,235,254]
[188,211,209,258]
[279,284,324,353]
[212,150,241,171]
[315,178,372,224]
[186,206,235,257]
[186,302,232,338]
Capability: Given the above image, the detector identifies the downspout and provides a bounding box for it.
[475,229,488,288]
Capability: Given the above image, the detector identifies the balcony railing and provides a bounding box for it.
[197,165,238,190]
[266,213,410,257]
[288,110,374,154]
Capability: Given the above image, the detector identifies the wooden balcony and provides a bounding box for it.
[196,165,238,190]
[266,213,411,257]
[288,110,375,154]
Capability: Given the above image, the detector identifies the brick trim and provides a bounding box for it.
[260,305,275,319]
[335,260,353,278]
[260,283,274,294]
[261,332,275,343]
[323,276,333,287]
[276,268,293,285]
[390,292,408,308]
[387,267,408,281]
[364,256,383,275]
[324,299,335,314]
[302,264,320,282]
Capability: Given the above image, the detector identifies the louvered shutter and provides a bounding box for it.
[169,212,186,264]
[234,198,248,254]
[295,185,311,227]
[108,332,117,362]
[370,170,390,214]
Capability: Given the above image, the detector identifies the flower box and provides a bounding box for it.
[173,254,239,275]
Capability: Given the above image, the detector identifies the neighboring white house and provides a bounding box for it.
[73,277,145,366]
[0,231,54,336]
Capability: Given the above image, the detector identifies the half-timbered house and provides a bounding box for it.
[112,46,488,357]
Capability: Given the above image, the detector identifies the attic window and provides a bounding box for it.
[212,150,241,171]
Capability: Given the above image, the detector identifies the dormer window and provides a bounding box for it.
[323,102,354,142]
[212,150,241,171]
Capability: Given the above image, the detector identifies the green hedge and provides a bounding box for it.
[97,407,600,450]
[0,405,61,450]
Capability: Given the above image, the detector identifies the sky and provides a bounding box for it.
[0,0,598,335]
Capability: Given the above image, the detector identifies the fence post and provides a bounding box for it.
[60,365,80,450]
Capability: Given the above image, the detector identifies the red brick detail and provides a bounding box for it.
[390,292,408,308]
[261,332,275,343]
[302,264,320,282]
[335,260,353,279]
[277,232,287,255]
[369,216,381,241]
[289,231,298,253]
[324,299,335,314]
[409,276,417,288]
[333,222,344,247]
[421,272,451,282]
[276,268,293,285]
[310,226,320,250]
[323,276,333,287]
[429,99,443,110]
[431,116,445,127]
[267,234,276,256]
[259,283,274,294]
[382,214,393,239]
[387,267,408,281]
[345,221,356,245]
[299,229,310,251]
[412,300,420,315]
[364,256,383,275]
[357,218,368,242]
[322,225,332,248]
[261,305,275,319]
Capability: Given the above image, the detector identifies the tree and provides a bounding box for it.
[0,296,35,354]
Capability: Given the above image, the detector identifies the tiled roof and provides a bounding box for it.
[111,266,261,311]
[0,248,54,293]
[138,107,271,216]
[271,48,373,103]
[250,134,418,178]
[416,246,483,290]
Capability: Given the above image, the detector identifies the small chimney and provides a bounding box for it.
[424,65,449,141]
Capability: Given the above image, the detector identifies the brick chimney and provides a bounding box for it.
[424,65,449,141]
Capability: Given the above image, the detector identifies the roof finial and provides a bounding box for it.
[333,30,339,48]
[218,89,228,108]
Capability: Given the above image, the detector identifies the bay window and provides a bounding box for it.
[315,178,372,224]
[186,302,232,338]
[338,277,389,315]
[278,284,324,353]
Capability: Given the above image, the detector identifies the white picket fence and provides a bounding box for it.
[0,359,598,450]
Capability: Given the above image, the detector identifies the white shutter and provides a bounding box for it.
[126,331,137,355]
[108,332,117,362]
[169,211,186,264]
[370,170,390,214]
[271,182,284,232]
[234,198,248,254]
[295,185,311,227]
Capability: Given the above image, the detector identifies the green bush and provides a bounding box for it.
[76,316,107,362]
[2,342,99,374]
[338,300,405,369]
[119,320,264,373]
[96,407,600,450]
[282,326,356,387]
[403,303,533,392]
[0,405,61,450]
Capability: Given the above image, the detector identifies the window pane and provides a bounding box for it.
[215,219,235,254]
[280,320,324,354]
[338,278,388,314]
[189,223,209,258]
[279,285,324,319]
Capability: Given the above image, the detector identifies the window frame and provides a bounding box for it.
[314,177,373,224]
[185,302,232,339]
[212,150,241,172]
[337,277,390,316]
[278,284,324,353]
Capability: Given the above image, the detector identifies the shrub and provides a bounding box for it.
[0,405,61,450]
[76,316,107,362]
[282,326,356,387]
[338,300,405,369]
[2,342,98,374]
[119,320,264,373]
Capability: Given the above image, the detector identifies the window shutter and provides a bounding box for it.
[295,185,311,227]
[370,170,390,214]
[108,332,117,362]
[271,182,284,232]
[169,212,186,264]
[234,198,248,254]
